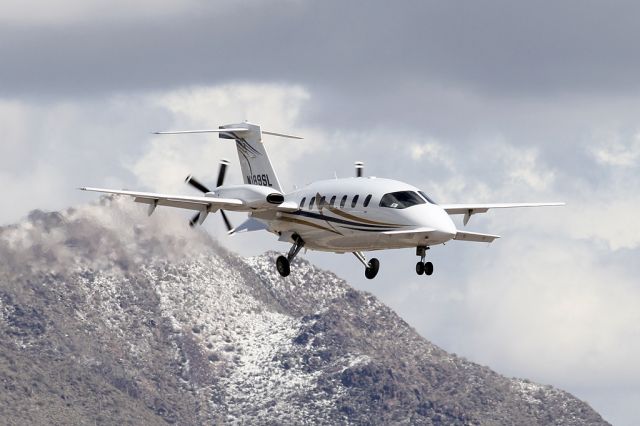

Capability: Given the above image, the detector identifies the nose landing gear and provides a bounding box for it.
[276,234,305,277]
[416,246,434,276]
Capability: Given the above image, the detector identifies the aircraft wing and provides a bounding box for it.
[79,187,245,212]
[440,202,564,225]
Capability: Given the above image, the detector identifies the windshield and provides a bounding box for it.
[418,190,437,205]
[379,191,426,209]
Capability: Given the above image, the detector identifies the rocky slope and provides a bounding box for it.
[0,197,608,425]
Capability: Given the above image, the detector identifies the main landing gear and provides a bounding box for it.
[416,246,434,276]
[276,234,305,277]
[353,252,380,280]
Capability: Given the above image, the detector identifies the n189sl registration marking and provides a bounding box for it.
[248,174,272,187]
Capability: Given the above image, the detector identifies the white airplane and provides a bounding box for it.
[81,122,563,279]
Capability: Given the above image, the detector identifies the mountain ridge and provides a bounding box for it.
[0,198,608,424]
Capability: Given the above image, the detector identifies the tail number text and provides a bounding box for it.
[248,174,272,187]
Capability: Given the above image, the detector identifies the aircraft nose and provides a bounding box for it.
[437,209,457,238]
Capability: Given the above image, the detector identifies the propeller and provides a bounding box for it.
[355,161,364,177]
[216,159,229,187]
[185,159,233,232]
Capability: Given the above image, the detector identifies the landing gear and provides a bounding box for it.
[416,246,434,276]
[353,252,380,280]
[276,256,290,277]
[424,261,434,276]
[276,234,305,277]
[365,258,380,279]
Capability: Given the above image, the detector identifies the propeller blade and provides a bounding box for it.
[355,161,364,177]
[216,159,230,188]
[189,212,200,227]
[220,210,233,232]
[185,175,211,193]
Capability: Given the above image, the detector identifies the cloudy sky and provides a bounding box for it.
[3,1,640,423]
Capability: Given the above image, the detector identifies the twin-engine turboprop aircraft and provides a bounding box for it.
[81,122,563,279]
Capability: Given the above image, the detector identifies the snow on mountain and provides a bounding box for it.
[0,197,608,425]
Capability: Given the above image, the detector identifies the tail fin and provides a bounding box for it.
[219,122,284,191]
[155,122,302,193]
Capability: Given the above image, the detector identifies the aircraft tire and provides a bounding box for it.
[416,261,425,275]
[365,258,380,279]
[425,261,434,276]
[276,255,290,277]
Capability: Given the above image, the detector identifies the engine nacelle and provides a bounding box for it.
[206,184,284,209]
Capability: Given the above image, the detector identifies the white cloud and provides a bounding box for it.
[561,199,640,251]
[591,131,640,168]
[465,237,640,387]
[409,139,452,166]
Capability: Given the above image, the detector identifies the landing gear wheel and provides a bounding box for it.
[425,261,434,276]
[416,262,425,275]
[365,258,380,280]
[276,255,290,277]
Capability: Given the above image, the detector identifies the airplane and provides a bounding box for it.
[80,122,564,279]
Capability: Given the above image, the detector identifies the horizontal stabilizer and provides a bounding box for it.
[454,230,500,243]
[154,128,303,139]
[262,130,303,139]
[154,128,248,135]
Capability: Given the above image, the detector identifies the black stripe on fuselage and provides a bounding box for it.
[337,225,398,232]
[287,210,406,230]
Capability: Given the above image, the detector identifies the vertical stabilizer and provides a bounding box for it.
[219,123,283,192]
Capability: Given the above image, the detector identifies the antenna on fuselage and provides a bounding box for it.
[355,161,364,177]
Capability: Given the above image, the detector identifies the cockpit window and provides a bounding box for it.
[379,191,426,209]
[418,191,437,205]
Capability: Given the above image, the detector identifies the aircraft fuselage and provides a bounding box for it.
[253,177,457,252]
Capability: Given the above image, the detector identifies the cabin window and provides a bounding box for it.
[379,191,426,209]
[363,194,372,207]
[300,197,306,208]
[418,190,437,205]
[329,195,336,206]
[319,196,326,208]
[309,196,316,209]
[340,195,347,208]
[351,194,359,208]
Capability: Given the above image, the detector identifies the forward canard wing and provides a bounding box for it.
[440,202,565,225]
[454,230,500,243]
[381,227,500,243]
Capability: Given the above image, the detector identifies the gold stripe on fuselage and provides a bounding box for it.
[325,207,406,228]
[279,216,342,234]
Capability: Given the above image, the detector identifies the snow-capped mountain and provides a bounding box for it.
[0,197,608,425]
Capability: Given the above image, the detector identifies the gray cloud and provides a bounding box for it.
[3,0,640,100]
